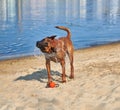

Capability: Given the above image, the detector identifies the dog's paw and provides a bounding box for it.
[69,75,74,79]
[62,80,66,83]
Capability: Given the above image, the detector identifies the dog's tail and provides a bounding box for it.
[55,26,71,39]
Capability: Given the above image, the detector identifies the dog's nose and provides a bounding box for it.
[36,41,39,47]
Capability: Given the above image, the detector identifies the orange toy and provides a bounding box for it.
[48,81,59,88]
[49,81,56,88]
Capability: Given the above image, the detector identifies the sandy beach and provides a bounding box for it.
[0,42,120,110]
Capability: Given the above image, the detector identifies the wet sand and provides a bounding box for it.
[0,42,120,110]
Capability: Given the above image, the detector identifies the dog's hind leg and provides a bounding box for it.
[67,51,74,79]
[70,55,74,79]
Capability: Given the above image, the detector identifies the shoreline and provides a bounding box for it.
[0,41,120,62]
[0,41,120,75]
[0,41,120,110]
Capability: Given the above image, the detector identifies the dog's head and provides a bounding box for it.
[36,35,56,53]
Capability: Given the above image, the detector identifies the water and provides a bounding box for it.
[0,0,120,60]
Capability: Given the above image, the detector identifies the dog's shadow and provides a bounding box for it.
[14,69,62,83]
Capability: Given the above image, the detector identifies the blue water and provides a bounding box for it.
[0,0,120,60]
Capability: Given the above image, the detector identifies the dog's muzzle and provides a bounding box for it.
[36,41,47,47]
[36,41,48,49]
[36,41,40,48]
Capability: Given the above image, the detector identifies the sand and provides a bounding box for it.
[0,42,120,110]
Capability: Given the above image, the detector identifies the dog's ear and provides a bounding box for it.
[48,35,57,40]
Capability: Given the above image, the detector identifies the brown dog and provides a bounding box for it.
[36,26,74,84]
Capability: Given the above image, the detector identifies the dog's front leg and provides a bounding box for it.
[46,60,51,83]
[60,59,66,83]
